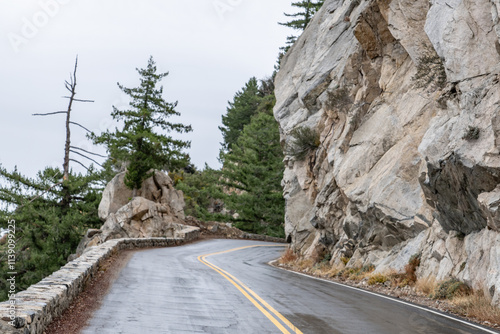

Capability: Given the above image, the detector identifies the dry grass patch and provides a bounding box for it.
[451,291,500,325]
[367,273,389,285]
[296,257,316,271]
[279,248,298,265]
[312,262,332,276]
[415,275,437,296]
[326,264,344,278]
[340,256,350,265]
[404,254,420,284]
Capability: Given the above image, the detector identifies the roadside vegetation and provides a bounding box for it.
[278,248,500,327]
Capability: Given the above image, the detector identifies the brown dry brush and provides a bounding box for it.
[404,253,421,284]
[280,248,298,264]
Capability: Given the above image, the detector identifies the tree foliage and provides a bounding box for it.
[219,77,263,155]
[91,56,192,191]
[280,0,325,30]
[285,126,320,160]
[181,76,286,237]
[0,58,105,302]
[217,78,286,237]
[0,166,102,301]
[279,0,325,54]
[220,112,285,237]
[173,165,229,222]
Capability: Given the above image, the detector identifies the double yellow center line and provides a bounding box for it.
[198,245,303,334]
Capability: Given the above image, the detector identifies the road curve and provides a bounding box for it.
[81,239,498,334]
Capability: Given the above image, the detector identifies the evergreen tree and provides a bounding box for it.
[182,76,285,237]
[220,112,285,237]
[91,56,192,192]
[279,0,325,53]
[0,166,102,301]
[219,77,262,154]
[174,165,228,222]
[280,0,324,30]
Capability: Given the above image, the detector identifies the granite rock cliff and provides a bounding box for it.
[274,0,500,306]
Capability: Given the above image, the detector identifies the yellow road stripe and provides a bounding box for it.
[198,245,303,334]
[199,255,290,334]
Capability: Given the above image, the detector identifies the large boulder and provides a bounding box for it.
[73,170,193,258]
[74,196,197,258]
[98,170,185,221]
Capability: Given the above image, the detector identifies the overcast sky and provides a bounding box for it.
[0,0,294,178]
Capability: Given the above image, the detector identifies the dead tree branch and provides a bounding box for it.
[70,146,107,158]
[33,111,68,116]
[69,159,90,171]
[69,121,92,133]
[70,150,103,167]
[62,97,94,103]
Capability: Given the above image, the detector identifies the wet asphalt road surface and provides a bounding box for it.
[81,239,498,334]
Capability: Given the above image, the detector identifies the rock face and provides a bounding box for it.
[98,170,185,221]
[274,0,500,306]
[73,170,194,258]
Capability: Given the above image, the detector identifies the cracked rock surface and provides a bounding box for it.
[275,0,500,307]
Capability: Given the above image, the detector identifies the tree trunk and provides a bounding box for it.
[63,58,78,181]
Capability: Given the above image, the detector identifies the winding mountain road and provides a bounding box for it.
[82,239,498,334]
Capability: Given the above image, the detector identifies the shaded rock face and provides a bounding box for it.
[73,171,192,258]
[98,170,185,221]
[274,0,500,306]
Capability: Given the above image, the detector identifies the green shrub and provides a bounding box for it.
[462,126,480,141]
[361,264,375,273]
[285,126,320,160]
[413,53,446,89]
[321,253,332,263]
[337,267,358,279]
[432,279,471,300]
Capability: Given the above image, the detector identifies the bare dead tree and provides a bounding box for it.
[33,56,96,180]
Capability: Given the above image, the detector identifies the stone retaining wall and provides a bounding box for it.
[0,232,199,334]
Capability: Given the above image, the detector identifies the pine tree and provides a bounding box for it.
[280,0,324,30]
[91,56,192,192]
[182,77,285,237]
[220,112,285,237]
[0,166,102,301]
[174,165,228,222]
[219,77,262,155]
[279,0,325,53]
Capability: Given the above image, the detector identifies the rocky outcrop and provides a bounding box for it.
[275,0,500,306]
[98,170,185,221]
[72,170,195,259]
